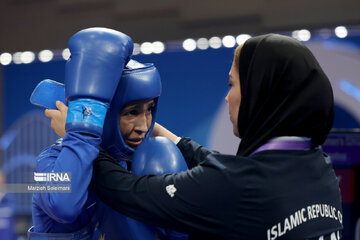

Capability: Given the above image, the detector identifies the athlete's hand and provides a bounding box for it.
[45,101,68,138]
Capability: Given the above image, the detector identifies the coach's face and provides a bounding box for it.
[225,62,241,137]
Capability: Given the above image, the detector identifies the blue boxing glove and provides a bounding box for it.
[65,27,133,137]
[132,137,188,240]
[132,136,188,175]
[30,79,66,109]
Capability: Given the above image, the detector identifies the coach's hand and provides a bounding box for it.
[151,123,178,143]
[45,101,68,138]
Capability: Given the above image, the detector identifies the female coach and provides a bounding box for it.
[90,34,343,240]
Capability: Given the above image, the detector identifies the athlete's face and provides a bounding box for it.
[119,99,155,149]
[225,62,242,137]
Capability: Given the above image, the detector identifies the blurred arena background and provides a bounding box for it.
[0,0,360,239]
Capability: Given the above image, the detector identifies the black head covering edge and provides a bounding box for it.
[236,34,334,156]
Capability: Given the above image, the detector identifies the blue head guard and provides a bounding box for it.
[101,60,162,160]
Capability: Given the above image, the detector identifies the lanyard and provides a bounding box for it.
[249,137,313,156]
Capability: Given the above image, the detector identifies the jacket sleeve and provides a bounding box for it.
[35,132,101,223]
[90,153,236,238]
[177,137,218,169]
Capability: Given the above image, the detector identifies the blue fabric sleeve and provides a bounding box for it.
[35,132,101,223]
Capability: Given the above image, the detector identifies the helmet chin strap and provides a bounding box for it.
[116,139,134,161]
[116,155,132,163]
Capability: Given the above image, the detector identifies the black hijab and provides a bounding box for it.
[236,34,334,156]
